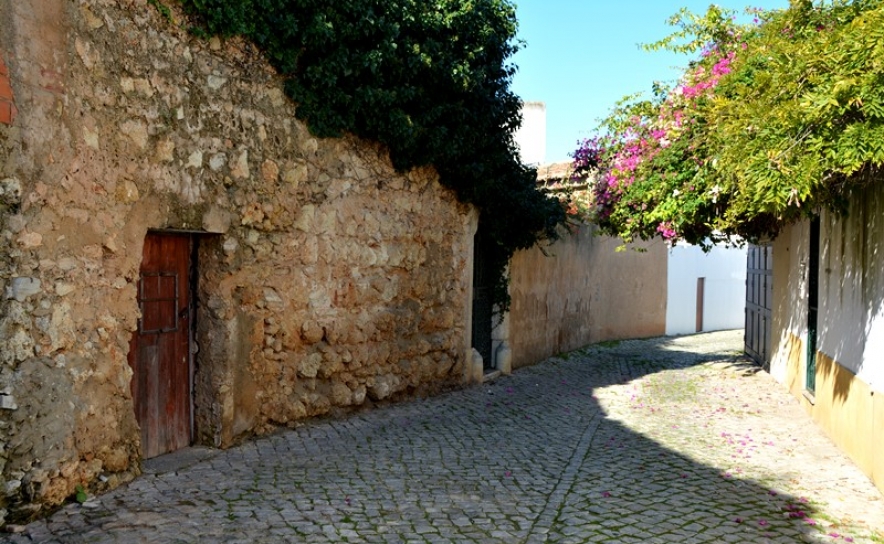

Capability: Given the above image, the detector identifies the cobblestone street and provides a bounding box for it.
[6,330,884,543]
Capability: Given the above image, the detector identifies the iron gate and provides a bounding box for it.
[471,226,494,370]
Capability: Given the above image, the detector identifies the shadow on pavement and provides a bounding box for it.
[6,332,869,543]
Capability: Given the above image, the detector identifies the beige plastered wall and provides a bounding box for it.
[770,183,884,495]
[508,223,667,369]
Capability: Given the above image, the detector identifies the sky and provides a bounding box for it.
[510,0,789,164]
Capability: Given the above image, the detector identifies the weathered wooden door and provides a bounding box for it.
[128,233,193,458]
[745,243,773,367]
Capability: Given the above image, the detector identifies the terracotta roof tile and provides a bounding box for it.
[535,161,596,191]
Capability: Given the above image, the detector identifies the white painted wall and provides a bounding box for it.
[769,222,810,385]
[514,101,546,166]
[854,202,884,391]
[816,186,884,393]
[818,209,866,377]
[770,185,884,394]
[666,242,748,336]
[863,307,884,393]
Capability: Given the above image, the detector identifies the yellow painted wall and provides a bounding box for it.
[781,333,884,494]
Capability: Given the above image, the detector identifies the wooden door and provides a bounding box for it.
[128,233,193,458]
[745,243,773,368]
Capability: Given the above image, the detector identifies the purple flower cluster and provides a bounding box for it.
[571,137,603,176]
[579,48,739,241]
[656,221,677,240]
[680,52,734,99]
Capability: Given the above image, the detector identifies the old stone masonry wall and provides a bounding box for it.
[0,0,475,525]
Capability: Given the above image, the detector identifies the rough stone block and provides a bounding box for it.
[495,343,512,375]
[367,374,400,401]
[330,382,352,406]
[298,353,322,379]
[202,206,231,233]
[301,321,324,344]
[6,277,41,301]
[0,177,21,202]
[0,395,17,410]
[469,349,484,383]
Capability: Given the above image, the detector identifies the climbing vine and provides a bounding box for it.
[178,0,565,310]
[573,0,884,247]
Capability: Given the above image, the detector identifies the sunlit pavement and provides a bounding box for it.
[7,330,884,543]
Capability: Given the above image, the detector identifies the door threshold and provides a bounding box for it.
[482,370,501,383]
[142,446,218,475]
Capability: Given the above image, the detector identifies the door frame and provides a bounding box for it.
[129,230,199,458]
[471,221,495,370]
[806,217,820,394]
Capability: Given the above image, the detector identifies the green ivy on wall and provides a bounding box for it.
[177,0,566,310]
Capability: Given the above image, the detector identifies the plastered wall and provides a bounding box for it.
[769,183,884,494]
[508,224,667,369]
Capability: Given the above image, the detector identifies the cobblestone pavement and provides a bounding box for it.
[6,330,884,543]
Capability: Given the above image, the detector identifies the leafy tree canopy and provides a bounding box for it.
[178,0,566,309]
[573,0,884,247]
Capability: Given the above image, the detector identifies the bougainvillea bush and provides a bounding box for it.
[576,0,884,247]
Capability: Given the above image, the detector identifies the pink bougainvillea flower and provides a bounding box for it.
[804,518,817,526]
[828,533,840,538]
[601,491,612,498]
[734,517,743,523]
[758,520,769,526]
[505,471,512,478]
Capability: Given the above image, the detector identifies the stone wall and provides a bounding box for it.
[0,0,475,525]
[508,224,667,369]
